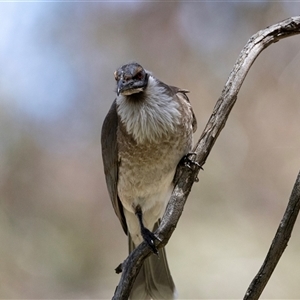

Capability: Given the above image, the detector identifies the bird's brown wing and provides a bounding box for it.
[169,85,197,133]
[101,100,127,234]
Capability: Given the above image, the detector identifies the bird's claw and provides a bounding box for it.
[141,227,159,255]
[181,152,203,182]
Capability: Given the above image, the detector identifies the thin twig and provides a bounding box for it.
[244,171,300,300]
[112,16,300,299]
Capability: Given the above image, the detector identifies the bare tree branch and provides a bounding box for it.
[112,16,300,300]
[244,171,300,300]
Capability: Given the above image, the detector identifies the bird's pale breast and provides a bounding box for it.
[117,119,192,215]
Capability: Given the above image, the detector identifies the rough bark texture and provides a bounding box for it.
[112,16,300,300]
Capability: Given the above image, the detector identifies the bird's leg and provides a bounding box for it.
[135,206,159,255]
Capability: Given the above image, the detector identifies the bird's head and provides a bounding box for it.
[114,62,149,96]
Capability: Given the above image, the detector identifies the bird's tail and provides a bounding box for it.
[128,235,176,300]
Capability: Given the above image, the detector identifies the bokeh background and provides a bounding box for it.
[1,2,300,299]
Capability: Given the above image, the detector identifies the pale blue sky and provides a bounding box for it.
[0,3,76,120]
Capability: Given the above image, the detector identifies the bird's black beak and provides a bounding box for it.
[117,78,135,96]
[115,69,148,96]
[117,80,124,96]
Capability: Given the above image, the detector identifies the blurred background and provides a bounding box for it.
[0,2,300,299]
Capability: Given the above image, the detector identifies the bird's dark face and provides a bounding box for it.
[114,62,148,96]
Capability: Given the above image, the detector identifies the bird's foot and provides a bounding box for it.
[182,152,202,169]
[181,152,203,182]
[141,227,159,255]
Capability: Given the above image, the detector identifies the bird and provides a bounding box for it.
[101,62,197,299]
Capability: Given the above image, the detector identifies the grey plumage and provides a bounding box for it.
[101,62,197,299]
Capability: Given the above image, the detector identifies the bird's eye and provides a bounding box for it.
[133,72,143,80]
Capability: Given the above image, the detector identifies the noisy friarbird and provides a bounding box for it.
[101,62,197,299]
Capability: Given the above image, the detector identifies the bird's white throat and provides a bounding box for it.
[116,76,181,144]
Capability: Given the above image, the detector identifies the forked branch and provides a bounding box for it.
[112,16,300,300]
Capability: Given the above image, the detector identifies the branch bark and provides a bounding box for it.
[112,16,300,300]
[244,171,300,300]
